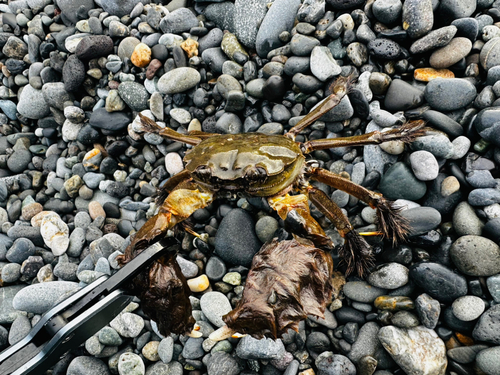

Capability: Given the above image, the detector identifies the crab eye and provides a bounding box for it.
[245,166,267,182]
[194,165,212,181]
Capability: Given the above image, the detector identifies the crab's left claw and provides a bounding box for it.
[221,237,334,340]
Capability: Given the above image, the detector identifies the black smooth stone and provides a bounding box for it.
[442,307,476,334]
[335,307,366,326]
[422,110,464,138]
[409,262,468,303]
[262,75,287,101]
[483,218,500,243]
[422,173,463,216]
[348,89,370,119]
[89,108,131,132]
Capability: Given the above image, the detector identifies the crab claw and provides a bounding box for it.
[187,324,204,338]
[222,237,333,339]
[209,325,240,341]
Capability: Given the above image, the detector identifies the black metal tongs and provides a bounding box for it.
[0,242,169,375]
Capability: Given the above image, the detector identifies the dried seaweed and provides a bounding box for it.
[223,237,333,339]
[117,247,194,336]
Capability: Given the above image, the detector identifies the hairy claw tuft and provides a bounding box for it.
[338,231,375,278]
[376,197,411,246]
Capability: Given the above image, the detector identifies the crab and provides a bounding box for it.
[116,75,426,339]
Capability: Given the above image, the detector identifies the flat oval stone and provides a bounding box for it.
[157,67,201,94]
[424,78,477,111]
[414,68,455,82]
[12,281,80,314]
[410,26,457,54]
[429,37,472,68]
[450,235,500,277]
[409,262,468,303]
[343,281,387,303]
[421,110,463,138]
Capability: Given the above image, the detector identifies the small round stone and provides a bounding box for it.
[452,296,485,321]
[409,151,439,181]
[118,352,145,375]
[368,263,409,289]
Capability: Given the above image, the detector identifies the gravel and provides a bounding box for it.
[1,1,500,374]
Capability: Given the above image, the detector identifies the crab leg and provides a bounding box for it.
[285,75,355,140]
[300,120,427,154]
[268,194,334,249]
[306,167,410,246]
[120,180,214,259]
[307,185,374,277]
[139,114,204,145]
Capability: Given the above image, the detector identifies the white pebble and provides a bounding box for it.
[410,150,439,181]
[165,152,184,175]
[450,136,471,160]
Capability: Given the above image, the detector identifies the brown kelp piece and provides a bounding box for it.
[117,248,194,336]
[223,237,333,339]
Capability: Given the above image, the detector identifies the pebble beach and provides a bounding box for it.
[1,0,500,374]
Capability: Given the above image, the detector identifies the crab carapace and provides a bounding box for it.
[116,75,426,338]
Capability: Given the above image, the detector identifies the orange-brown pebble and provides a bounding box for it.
[131,42,152,68]
[298,369,315,375]
[88,201,106,220]
[180,38,199,58]
[414,67,455,82]
[445,335,461,350]
[455,332,475,346]
[374,296,414,311]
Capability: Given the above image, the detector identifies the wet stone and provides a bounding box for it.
[424,78,477,111]
[367,38,401,60]
[409,262,468,303]
[255,0,301,58]
[410,26,457,55]
[429,38,472,69]
[214,208,261,267]
[452,201,484,237]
